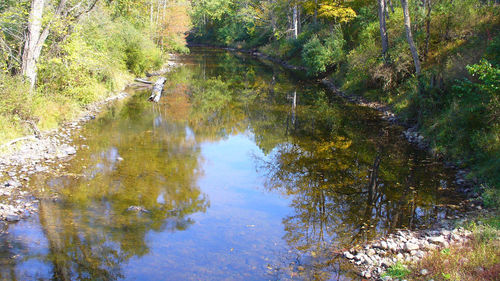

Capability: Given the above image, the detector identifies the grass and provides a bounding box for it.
[383,262,411,279]
[403,214,500,281]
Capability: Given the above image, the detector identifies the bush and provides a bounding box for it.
[302,27,345,76]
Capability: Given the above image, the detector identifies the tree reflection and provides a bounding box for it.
[32,92,210,280]
[0,48,461,281]
[256,92,458,256]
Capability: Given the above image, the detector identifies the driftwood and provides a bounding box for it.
[148,77,166,103]
[134,78,153,84]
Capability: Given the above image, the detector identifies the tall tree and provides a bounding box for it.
[21,0,98,90]
[21,0,45,89]
[400,0,421,74]
[378,0,389,57]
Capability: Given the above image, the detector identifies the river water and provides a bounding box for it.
[0,48,463,280]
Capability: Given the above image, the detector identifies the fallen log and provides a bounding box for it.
[134,78,153,84]
[148,77,167,102]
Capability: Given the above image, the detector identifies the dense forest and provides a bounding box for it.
[1,1,499,203]
[0,0,190,137]
[187,0,500,204]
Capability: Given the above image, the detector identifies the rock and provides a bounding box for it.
[404,242,419,251]
[361,270,371,279]
[5,214,20,222]
[6,180,21,188]
[344,252,354,259]
[380,258,392,267]
[366,248,376,256]
[420,269,429,275]
[126,206,150,213]
[62,145,77,155]
[428,236,446,246]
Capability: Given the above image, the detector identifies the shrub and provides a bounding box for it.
[302,27,345,76]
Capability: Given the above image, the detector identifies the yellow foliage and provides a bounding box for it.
[318,3,356,23]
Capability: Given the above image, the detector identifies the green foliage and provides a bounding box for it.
[482,187,500,209]
[302,28,345,75]
[383,262,411,278]
[0,75,32,119]
[190,77,232,116]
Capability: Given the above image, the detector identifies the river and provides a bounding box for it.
[0,47,463,280]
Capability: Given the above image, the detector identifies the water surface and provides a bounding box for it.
[0,48,463,280]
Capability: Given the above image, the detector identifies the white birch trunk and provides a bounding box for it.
[401,0,421,74]
[21,0,45,90]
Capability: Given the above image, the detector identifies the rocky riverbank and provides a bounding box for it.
[344,224,472,280]
[0,92,129,229]
[221,47,492,280]
[0,61,181,231]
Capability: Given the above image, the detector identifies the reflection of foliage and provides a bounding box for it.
[190,77,232,116]
[35,93,210,279]
[254,90,460,256]
[20,49,462,280]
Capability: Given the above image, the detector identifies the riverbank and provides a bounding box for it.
[0,91,128,230]
[0,62,179,232]
[213,46,498,280]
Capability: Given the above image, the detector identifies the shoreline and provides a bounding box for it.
[0,61,179,232]
[205,45,493,279]
[0,91,129,231]
[0,49,492,279]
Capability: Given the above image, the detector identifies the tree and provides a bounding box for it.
[377,0,389,57]
[21,0,44,89]
[21,0,98,90]
[400,0,421,74]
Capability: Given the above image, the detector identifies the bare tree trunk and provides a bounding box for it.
[21,0,45,89]
[400,0,421,74]
[378,0,389,57]
[292,4,298,39]
[150,0,154,26]
[388,0,395,13]
[21,0,97,90]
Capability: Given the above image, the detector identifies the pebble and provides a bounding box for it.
[342,225,475,279]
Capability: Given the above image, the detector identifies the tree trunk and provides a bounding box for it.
[400,0,421,74]
[378,0,389,56]
[21,0,45,89]
[388,0,395,13]
[292,5,298,39]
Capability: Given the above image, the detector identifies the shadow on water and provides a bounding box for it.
[0,47,464,280]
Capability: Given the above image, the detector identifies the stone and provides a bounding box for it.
[5,214,20,222]
[428,236,446,246]
[126,206,150,213]
[344,251,354,259]
[366,248,376,256]
[361,270,371,279]
[420,269,429,275]
[6,180,21,188]
[380,258,392,267]
[404,242,419,251]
